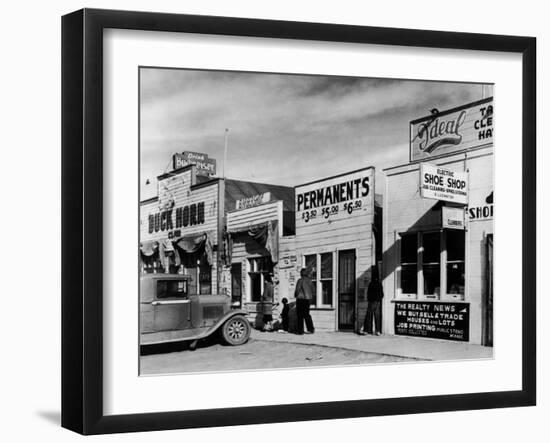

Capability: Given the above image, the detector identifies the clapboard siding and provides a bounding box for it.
[293,168,376,331]
[227,201,283,235]
[140,169,219,245]
[383,147,493,344]
[139,169,220,294]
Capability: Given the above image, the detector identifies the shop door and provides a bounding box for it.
[338,250,356,330]
[231,263,243,308]
[483,234,494,346]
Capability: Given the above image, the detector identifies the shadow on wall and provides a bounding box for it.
[379,199,442,283]
[354,200,445,330]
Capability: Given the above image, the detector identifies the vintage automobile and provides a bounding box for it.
[140,274,251,349]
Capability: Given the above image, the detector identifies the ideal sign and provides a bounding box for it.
[173,151,217,176]
[420,163,469,205]
[410,97,493,162]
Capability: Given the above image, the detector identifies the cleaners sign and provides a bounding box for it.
[420,163,469,205]
[442,206,465,230]
[410,97,493,162]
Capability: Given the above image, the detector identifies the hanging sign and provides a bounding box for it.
[410,97,493,162]
[420,163,469,205]
[442,206,466,230]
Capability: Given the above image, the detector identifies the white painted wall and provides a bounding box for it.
[383,147,493,343]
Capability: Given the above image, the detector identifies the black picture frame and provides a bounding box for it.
[61,8,536,435]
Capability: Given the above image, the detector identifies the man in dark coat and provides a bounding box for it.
[363,268,384,335]
[294,268,315,334]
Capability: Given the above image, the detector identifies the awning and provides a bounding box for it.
[139,241,159,257]
[174,232,213,266]
[159,238,180,267]
[225,220,279,264]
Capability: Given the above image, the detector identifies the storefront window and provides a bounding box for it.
[399,229,466,300]
[320,252,333,306]
[422,232,440,298]
[303,253,335,308]
[400,234,417,295]
[249,257,273,302]
[446,230,465,298]
[304,254,318,306]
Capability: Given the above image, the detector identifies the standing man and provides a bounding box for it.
[363,268,384,335]
[294,268,315,334]
[261,272,275,332]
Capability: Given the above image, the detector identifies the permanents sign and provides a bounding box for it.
[296,171,371,225]
[395,301,469,341]
[420,163,469,205]
[410,97,493,162]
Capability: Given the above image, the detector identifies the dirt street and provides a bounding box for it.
[140,337,415,375]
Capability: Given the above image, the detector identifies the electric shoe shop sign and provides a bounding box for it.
[420,163,469,205]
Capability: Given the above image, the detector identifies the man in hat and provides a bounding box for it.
[294,268,315,334]
[363,268,384,335]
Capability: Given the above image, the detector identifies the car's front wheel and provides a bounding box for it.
[221,315,250,346]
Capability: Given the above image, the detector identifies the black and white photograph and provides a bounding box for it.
[138,68,495,375]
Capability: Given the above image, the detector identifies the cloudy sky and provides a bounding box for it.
[140,68,491,200]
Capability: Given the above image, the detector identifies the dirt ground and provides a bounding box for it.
[140,337,414,375]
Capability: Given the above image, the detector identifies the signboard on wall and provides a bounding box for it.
[410,97,493,162]
[394,301,469,341]
[442,206,465,230]
[295,168,373,227]
[173,151,217,176]
[140,168,218,243]
[468,190,494,221]
[235,192,271,210]
[420,163,469,205]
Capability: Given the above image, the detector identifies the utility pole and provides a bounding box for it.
[223,128,229,180]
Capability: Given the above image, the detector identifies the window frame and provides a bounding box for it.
[247,256,272,303]
[397,229,466,301]
[302,251,335,309]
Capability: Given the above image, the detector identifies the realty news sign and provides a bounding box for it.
[420,163,469,205]
[410,97,493,162]
[395,301,469,342]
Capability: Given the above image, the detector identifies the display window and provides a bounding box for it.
[303,252,334,308]
[398,230,465,300]
[248,257,273,302]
